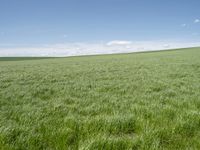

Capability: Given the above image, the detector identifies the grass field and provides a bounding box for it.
[0,47,200,150]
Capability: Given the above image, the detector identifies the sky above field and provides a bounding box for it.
[0,0,200,56]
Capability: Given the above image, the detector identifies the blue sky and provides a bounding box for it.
[0,0,200,56]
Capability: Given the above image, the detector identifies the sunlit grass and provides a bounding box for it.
[0,48,200,149]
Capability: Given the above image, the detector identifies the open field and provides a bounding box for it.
[0,48,200,149]
[0,57,53,61]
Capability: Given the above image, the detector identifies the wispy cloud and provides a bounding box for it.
[63,34,68,38]
[181,24,187,27]
[107,40,132,46]
[194,19,200,23]
[0,41,199,57]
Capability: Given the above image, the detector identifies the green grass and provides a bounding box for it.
[0,57,54,61]
[0,47,200,150]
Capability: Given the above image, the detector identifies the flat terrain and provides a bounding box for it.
[0,48,200,149]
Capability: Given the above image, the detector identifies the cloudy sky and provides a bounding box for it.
[0,0,200,56]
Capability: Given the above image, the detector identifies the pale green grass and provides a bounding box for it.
[0,48,200,149]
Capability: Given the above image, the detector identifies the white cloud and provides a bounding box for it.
[163,44,170,48]
[107,40,132,46]
[194,19,200,23]
[0,41,200,57]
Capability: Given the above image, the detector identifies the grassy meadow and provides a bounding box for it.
[0,48,200,149]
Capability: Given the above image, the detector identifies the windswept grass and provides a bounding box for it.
[0,48,200,149]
